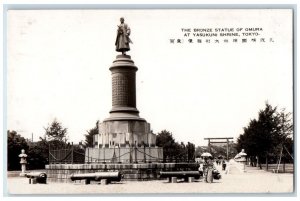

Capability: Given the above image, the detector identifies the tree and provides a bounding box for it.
[84,120,99,147]
[44,119,68,148]
[281,137,294,163]
[7,130,29,170]
[186,142,195,162]
[276,109,293,144]
[44,119,68,141]
[237,103,293,168]
[272,109,293,164]
[27,139,49,170]
[156,130,195,162]
[156,130,176,162]
[195,146,210,158]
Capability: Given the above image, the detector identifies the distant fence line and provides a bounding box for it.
[260,163,294,173]
[49,146,195,164]
[49,147,164,164]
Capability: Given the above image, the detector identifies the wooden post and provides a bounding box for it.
[226,139,229,160]
[276,146,283,173]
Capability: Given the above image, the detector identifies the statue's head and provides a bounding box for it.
[120,17,124,23]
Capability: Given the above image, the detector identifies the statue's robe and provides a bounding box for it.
[115,23,132,52]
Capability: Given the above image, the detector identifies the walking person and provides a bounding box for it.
[206,156,214,183]
[222,159,227,171]
[203,156,214,183]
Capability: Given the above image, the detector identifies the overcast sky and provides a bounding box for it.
[7,9,293,146]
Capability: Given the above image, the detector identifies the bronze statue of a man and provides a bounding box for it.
[115,17,132,55]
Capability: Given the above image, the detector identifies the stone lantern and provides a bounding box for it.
[239,149,247,172]
[19,149,28,176]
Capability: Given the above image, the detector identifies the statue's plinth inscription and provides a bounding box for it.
[110,55,137,112]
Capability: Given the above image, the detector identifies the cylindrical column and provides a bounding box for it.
[226,139,229,160]
[111,70,136,108]
[107,55,142,120]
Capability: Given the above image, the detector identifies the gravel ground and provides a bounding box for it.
[6,160,293,195]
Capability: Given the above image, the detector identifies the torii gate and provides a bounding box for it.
[204,137,233,160]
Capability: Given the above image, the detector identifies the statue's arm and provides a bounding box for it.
[126,24,131,36]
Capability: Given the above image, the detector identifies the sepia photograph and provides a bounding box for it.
[3,4,295,196]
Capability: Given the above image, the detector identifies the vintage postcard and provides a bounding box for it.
[4,6,295,196]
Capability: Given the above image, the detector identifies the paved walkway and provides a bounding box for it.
[6,161,294,195]
[214,159,241,175]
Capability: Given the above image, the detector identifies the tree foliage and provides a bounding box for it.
[156,130,195,162]
[44,119,68,148]
[7,119,73,170]
[44,119,68,141]
[186,142,196,162]
[27,139,49,169]
[237,103,293,167]
[7,130,29,170]
[84,120,99,147]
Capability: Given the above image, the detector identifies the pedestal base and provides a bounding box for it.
[97,120,156,148]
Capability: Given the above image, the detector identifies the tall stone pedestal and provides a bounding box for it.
[94,55,156,149]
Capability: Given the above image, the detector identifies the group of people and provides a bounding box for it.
[199,156,228,183]
[216,159,227,171]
